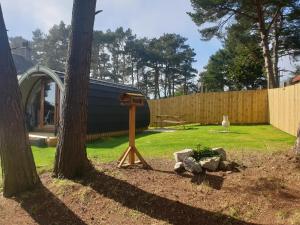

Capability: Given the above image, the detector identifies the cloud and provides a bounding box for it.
[96,0,198,38]
[1,0,72,36]
[1,0,222,71]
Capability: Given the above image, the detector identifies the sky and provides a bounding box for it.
[1,0,298,77]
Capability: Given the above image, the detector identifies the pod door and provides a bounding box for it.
[25,77,60,133]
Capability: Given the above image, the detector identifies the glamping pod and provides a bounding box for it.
[19,65,150,136]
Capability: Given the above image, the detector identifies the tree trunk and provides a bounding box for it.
[144,71,148,98]
[272,13,282,87]
[0,5,39,197]
[163,74,167,98]
[131,61,134,86]
[136,65,140,89]
[296,124,300,154]
[154,66,160,99]
[54,0,97,179]
[255,0,277,89]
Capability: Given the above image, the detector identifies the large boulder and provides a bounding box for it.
[183,157,202,174]
[174,162,185,173]
[173,149,193,163]
[212,147,226,161]
[199,156,221,171]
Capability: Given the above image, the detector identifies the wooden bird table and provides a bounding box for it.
[118,93,152,169]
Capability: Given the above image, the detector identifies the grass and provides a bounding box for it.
[0,125,296,187]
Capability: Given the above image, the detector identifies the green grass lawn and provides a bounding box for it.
[0,125,296,187]
[34,124,295,170]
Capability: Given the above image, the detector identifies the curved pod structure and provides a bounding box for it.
[19,65,150,136]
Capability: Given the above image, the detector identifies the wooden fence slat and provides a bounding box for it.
[148,89,269,127]
[147,86,299,137]
[268,83,300,136]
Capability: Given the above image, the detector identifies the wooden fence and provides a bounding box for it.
[148,89,269,127]
[268,83,300,136]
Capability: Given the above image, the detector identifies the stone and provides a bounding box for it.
[174,162,185,173]
[218,160,233,171]
[173,149,193,162]
[212,147,226,161]
[183,157,202,174]
[199,156,221,171]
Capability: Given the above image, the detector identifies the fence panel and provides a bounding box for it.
[148,89,269,127]
[268,83,300,136]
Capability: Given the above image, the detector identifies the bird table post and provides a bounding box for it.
[118,93,151,169]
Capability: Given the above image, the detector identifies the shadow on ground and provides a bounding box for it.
[78,169,260,225]
[153,169,224,190]
[185,173,224,190]
[15,185,87,225]
[87,130,160,148]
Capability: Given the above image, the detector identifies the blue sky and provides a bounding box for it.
[1,0,298,76]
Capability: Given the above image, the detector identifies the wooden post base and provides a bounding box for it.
[118,146,152,169]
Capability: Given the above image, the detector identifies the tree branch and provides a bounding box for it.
[266,7,282,32]
[95,10,103,15]
[219,6,257,20]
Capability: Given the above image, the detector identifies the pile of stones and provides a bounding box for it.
[173,148,235,174]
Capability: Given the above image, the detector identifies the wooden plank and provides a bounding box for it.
[148,89,269,126]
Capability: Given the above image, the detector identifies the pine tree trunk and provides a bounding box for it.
[255,0,277,89]
[136,65,140,89]
[54,0,97,179]
[272,14,282,87]
[0,5,39,197]
[154,67,160,99]
[131,61,134,86]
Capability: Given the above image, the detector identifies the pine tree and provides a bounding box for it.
[54,0,97,178]
[0,4,39,197]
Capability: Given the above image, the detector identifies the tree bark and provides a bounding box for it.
[154,66,160,99]
[0,5,39,197]
[272,13,282,87]
[54,0,97,179]
[255,0,277,89]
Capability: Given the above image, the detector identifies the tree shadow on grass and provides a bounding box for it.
[87,130,160,149]
[78,169,259,225]
[14,185,87,225]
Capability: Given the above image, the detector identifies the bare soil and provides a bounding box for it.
[1,150,300,225]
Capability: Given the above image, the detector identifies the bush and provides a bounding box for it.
[192,144,219,161]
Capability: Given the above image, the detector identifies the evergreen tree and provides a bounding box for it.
[0,4,39,197]
[54,0,97,178]
[188,0,300,88]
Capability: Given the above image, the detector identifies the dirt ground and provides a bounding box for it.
[1,150,300,225]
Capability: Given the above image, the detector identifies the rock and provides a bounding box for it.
[173,149,193,162]
[174,162,185,173]
[218,160,233,171]
[199,156,221,171]
[183,157,202,174]
[212,147,226,161]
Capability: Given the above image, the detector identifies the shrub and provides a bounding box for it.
[192,144,219,161]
